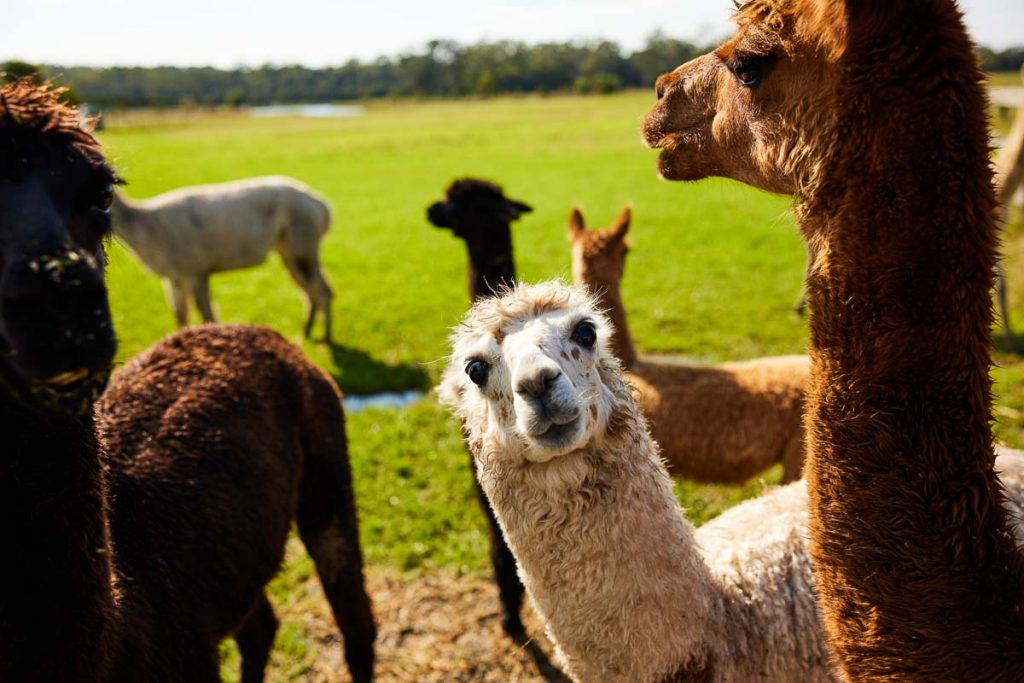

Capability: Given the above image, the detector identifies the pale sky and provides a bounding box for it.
[3,0,1021,68]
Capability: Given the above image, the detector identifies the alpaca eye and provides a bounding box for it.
[466,359,489,387]
[571,321,597,348]
[729,56,774,88]
[94,184,113,213]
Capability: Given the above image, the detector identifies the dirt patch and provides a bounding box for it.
[263,563,568,682]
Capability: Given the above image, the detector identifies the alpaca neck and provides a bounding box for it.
[476,413,723,682]
[465,227,515,301]
[0,391,117,678]
[590,279,638,368]
[800,6,1024,672]
[110,192,149,248]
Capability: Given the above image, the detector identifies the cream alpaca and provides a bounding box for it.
[111,175,334,340]
[569,206,808,483]
[441,281,830,682]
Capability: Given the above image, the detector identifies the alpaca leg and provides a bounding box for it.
[278,252,317,337]
[234,592,279,683]
[177,643,222,683]
[164,279,189,327]
[281,253,332,342]
[312,269,334,343]
[470,447,526,637]
[296,409,375,682]
[190,276,216,323]
[780,435,805,484]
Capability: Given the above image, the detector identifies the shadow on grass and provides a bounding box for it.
[327,341,432,395]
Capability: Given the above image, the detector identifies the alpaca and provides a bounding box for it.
[643,0,1024,677]
[0,81,375,682]
[1,78,121,680]
[442,283,1024,683]
[427,177,532,301]
[111,176,334,341]
[427,177,534,637]
[569,206,809,483]
[439,281,829,682]
[95,324,376,682]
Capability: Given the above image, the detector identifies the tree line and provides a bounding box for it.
[4,35,1022,109]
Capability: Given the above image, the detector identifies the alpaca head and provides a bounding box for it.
[0,79,118,414]
[428,177,533,299]
[441,281,631,464]
[568,206,631,297]
[642,0,848,194]
[427,178,532,241]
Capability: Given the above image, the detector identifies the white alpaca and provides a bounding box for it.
[441,281,1024,683]
[111,175,334,340]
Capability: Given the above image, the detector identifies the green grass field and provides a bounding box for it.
[100,90,806,563]
[96,91,1024,678]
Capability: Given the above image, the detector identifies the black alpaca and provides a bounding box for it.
[427,178,531,636]
[0,80,375,682]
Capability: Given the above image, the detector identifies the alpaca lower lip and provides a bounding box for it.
[533,418,579,443]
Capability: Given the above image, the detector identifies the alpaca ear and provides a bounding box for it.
[610,206,631,241]
[568,207,586,241]
[436,365,466,409]
[506,199,533,221]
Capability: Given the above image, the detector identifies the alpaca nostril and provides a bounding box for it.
[516,367,561,401]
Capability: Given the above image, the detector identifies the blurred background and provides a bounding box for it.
[4,2,1023,680]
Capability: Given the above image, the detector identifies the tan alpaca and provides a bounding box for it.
[569,206,808,483]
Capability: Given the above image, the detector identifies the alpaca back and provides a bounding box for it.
[695,481,830,681]
[630,355,809,482]
[95,324,347,674]
[115,176,329,277]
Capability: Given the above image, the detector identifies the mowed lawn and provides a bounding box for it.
[96,91,1024,676]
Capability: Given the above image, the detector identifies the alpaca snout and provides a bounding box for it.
[515,375,582,438]
[426,200,453,228]
[643,55,719,149]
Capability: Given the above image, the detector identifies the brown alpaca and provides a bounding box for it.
[569,206,808,483]
[96,324,376,682]
[644,0,1024,679]
[0,81,375,682]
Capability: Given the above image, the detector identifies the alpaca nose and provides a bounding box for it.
[515,366,562,401]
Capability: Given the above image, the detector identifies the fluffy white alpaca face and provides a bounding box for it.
[442,283,620,463]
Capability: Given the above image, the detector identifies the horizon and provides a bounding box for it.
[4,0,1021,70]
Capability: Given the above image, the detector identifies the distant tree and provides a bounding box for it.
[2,60,45,82]
[629,32,701,86]
[979,46,1024,73]
[37,38,1020,109]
